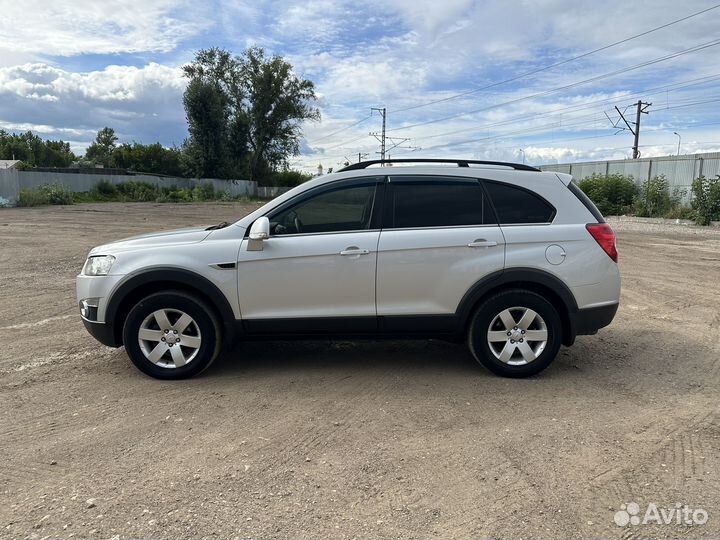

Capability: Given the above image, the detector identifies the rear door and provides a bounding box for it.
[376,175,505,318]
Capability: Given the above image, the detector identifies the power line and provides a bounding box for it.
[321,133,370,152]
[419,98,720,152]
[314,72,720,155]
[410,74,720,143]
[661,96,720,109]
[387,38,720,133]
[391,4,720,114]
[313,96,720,161]
[307,114,372,145]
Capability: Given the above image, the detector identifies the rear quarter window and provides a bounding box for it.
[484,181,556,224]
[568,181,605,223]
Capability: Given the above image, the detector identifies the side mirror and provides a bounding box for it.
[249,217,270,241]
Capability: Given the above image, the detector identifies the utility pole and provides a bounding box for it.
[357,152,369,163]
[631,100,648,159]
[370,107,386,162]
[609,101,651,159]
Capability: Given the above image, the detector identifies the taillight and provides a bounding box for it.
[586,223,618,262]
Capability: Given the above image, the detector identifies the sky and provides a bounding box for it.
[1,0,719,172]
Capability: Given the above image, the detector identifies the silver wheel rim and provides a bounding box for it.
[487,306,548,366]
[138,309,202,369]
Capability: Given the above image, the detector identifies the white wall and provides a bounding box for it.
[0,170,263,206]
[0,169,19,206]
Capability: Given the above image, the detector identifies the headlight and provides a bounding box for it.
[83,255,116,276]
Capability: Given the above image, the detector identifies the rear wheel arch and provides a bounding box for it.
[457,268,577,346]
[106,269,236,348]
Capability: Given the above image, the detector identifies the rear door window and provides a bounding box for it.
[389,176,495,228]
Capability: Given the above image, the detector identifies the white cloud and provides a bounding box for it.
[0,0,209,56]
[0,62,184,102]
[0,63,187,146]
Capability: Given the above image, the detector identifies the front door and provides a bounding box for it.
[237,178,382,331]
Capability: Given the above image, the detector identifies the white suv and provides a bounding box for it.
[77,158,620,379]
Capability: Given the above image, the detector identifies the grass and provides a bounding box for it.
[19,184,74,206]
[18,180,265,207]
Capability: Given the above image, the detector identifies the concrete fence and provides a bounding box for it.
[0,169,19,206]
[539,152,720,203]
[0,169,293,206]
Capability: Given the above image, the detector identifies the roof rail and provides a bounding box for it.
[338,158,540,172]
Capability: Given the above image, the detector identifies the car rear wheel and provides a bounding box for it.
[468,289,562,377]
[122,291,221,379]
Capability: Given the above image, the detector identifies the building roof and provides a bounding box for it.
[0,160,20,169]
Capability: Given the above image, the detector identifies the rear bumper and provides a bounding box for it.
[572,303,619,336]
[82,319,121,348]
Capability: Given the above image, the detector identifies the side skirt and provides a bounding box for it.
[238,315,462,341]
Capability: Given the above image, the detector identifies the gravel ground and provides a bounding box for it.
[1,203,719,539]
[607,215,720,236]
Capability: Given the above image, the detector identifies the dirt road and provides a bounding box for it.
[1,203,719,539]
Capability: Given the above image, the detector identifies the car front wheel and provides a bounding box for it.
[122,291,221,379]
[468,289,562,377]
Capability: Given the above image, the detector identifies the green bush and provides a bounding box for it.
[662,206,696,221]
[268,170,313,187]
[19,187,49,206]
[44,184,74,204]
[155,186,199,203]
[191,183,215,201]
[691,175,720,225]
[92,179,118,199]
[576,174,637,216]
[18,183,73,206]
[21,180,260,205]
[116,181,158,202]
[633,175,682,218]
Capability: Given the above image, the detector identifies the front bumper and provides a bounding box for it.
[77,273,126,348]
[76,273,124,323]
[82,319,121,347]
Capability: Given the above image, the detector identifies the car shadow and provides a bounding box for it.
[207,338,481,377]
[203,337,595,382]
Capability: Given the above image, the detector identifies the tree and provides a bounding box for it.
[182,78,231,178]
[182,48,245,179]
[110,142,185,177]
[0,130,75,167]
[182,47,319,182]
[241,47,320,181]
[84,127,118,166]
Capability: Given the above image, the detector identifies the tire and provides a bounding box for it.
[468,289,562,378]
[122,291,221,380]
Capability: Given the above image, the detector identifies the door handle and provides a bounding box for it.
[340,247,370,256]
[468,239,498,248]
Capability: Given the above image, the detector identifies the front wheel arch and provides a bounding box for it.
[122,290,222,379]
[106,269,236,348]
